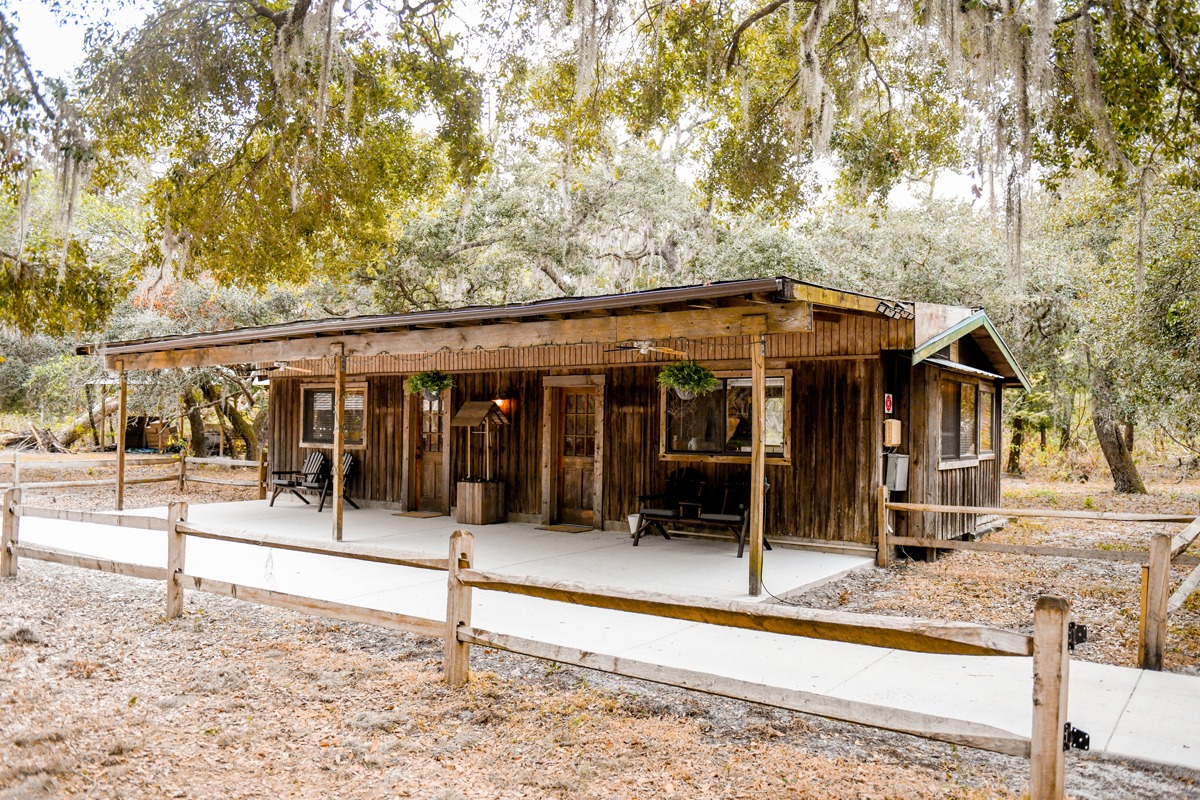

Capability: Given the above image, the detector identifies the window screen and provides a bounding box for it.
[941,380,979,461]
[302,387,365,446]
[980,390,994,454]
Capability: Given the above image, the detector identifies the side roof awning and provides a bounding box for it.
[913,311,1031,392]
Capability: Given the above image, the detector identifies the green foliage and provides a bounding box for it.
[656,360,719,397]
[406,370,454,394]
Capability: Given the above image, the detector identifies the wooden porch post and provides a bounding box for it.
[749,333,766,597]
[117,364,128,511]
[332,345,346,542]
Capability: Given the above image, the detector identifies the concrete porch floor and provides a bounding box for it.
[14,498,1200,776]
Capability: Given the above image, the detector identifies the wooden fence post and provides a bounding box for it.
[166,501,189,619]
[116,366,128,511]
[1,487,20,578]
[257,450,268,501]
[1030,596,1070,800]
[178,454,188,491]
[1142,533,1171,670]
[444,530,475,687]
[876,485,890,568]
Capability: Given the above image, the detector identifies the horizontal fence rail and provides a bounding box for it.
[2,498,1081,799]
[457,569,1032,657]
[173,523,449,571]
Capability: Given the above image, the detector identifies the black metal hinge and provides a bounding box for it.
[1068,621,1088,651]
[1063,723,1090,751]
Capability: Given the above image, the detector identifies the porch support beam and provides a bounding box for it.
[332,344,345,542]
[749,329,766,597]
[100,303,815,371]
[116,364,128,511]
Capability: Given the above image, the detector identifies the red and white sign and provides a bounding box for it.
[884,393,894,414]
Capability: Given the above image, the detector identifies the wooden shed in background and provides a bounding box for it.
[78,277,1028,592]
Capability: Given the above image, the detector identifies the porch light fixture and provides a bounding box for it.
[876,300,915,321]
[493,396,513,417]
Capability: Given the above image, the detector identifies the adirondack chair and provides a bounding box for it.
[314,452,360,513]
[269,451,327,506]
[631,468,705,545]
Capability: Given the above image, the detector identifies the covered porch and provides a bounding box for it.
[21,498,873,604]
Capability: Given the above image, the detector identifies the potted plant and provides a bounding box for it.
[656,360,718,401]
[407,370,454,401]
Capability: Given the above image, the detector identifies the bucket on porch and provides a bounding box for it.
[628,514,640,535]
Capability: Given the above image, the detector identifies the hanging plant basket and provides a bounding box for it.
[656,360,718,400]
[407,370,454,400]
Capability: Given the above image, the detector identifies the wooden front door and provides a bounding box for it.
[417,393,446,512]
[556,388,598,525]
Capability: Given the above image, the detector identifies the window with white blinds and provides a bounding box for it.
[940,379,978,461]
[302,386,366,446]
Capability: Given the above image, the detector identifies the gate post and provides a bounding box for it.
[1,487,20,578]
[166,501,189,618]
[444,530,475,687]
[1030,596,1070,800]
[1141,533,1171,670]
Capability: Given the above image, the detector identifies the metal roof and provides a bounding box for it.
[912,311,1031,391]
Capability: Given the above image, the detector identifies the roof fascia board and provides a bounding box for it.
[913,311,1032,392]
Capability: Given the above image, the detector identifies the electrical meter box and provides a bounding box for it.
[883,419,902,448]
[885,453,910,492]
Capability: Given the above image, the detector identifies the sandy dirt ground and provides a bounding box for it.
[2,470,1200,798]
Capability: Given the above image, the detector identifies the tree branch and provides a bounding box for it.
[0,11,57,121]
[726,0,818,72]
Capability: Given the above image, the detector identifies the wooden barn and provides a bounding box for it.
[78,277,1028,594]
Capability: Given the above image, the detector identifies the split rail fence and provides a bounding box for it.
[3,488,1083,800]
[0,452,268,500]
[877,487,1200,670]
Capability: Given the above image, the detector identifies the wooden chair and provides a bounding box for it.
[699,475,773,559]
[269,451,327,506]
[632,468,705,545]
[315,453,360,513]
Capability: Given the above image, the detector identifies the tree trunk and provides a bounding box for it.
[201,382,259,459]
[1006,417,1025,475]
[1090,360,1146,494]
[55,398,121,448]
[84,384,101,447]
[1124,420,1135,453]
[1039,426,1047,450]
[184,392,206,457]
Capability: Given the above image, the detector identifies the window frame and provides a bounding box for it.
[658,369,792,465]
[939,376,1002,469]
[979,387,996,458]
[299,382,368,450]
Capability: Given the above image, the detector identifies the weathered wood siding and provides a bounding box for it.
[265,313,913,544]
[905,363,1004,540]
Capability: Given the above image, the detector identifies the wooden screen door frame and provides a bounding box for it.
[400,385,452,515]
[541,375,605,526]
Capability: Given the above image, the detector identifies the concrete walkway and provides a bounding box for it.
[13,500,1200,774]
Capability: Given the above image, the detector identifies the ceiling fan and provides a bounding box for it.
[249,361,314,377]
[606,340,689,357]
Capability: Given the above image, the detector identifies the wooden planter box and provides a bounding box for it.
[455,480,506,525]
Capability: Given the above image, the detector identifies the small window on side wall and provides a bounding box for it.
[302,386,366,447]
[940,379,978,461]
[980,389,995,454]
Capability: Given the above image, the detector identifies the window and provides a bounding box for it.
[301,386,366,447]
[940,380,978,461]
[663,374,788,460]
[980,389,994,454]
